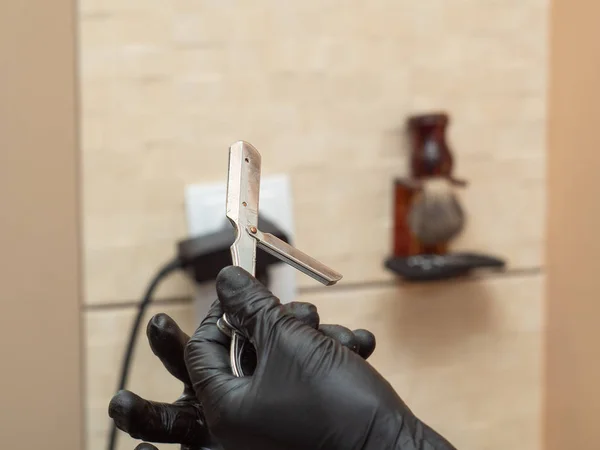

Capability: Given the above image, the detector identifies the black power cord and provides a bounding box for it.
[106,219,290,450]
[107,257,183,450]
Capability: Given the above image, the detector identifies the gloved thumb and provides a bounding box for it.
[216,265,282,351]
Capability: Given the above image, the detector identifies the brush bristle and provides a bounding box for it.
[407,178,465,246]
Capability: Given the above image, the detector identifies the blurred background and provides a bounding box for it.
[80,2,546,449]
[6,1,597,450]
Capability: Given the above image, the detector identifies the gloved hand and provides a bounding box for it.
[109,299,377,450]
[185,266,458,450]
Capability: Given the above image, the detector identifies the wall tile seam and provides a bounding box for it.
[82,266,545,311]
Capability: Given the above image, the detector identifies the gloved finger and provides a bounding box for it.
[134,444,159,450]
[216,266,283,349]
[108,390,209,445]
[281,301,320,329]
[146,313,191,385]
[184,298,246,403]
[318,324,359,353]
[353,329,376,359]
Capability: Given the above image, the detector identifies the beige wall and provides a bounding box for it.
[80,2,548,450]
[6,1,600,448]
[544,0,600,448]
[0,0,83,449]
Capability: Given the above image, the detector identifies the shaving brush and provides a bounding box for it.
[386,111,506,281]
[405,112,467,247]
[407,177,465,246]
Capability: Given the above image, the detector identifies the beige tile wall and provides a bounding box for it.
[79,1,548,449]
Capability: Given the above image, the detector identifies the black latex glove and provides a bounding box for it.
[109,300,377,450]
[185,266,458,450]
